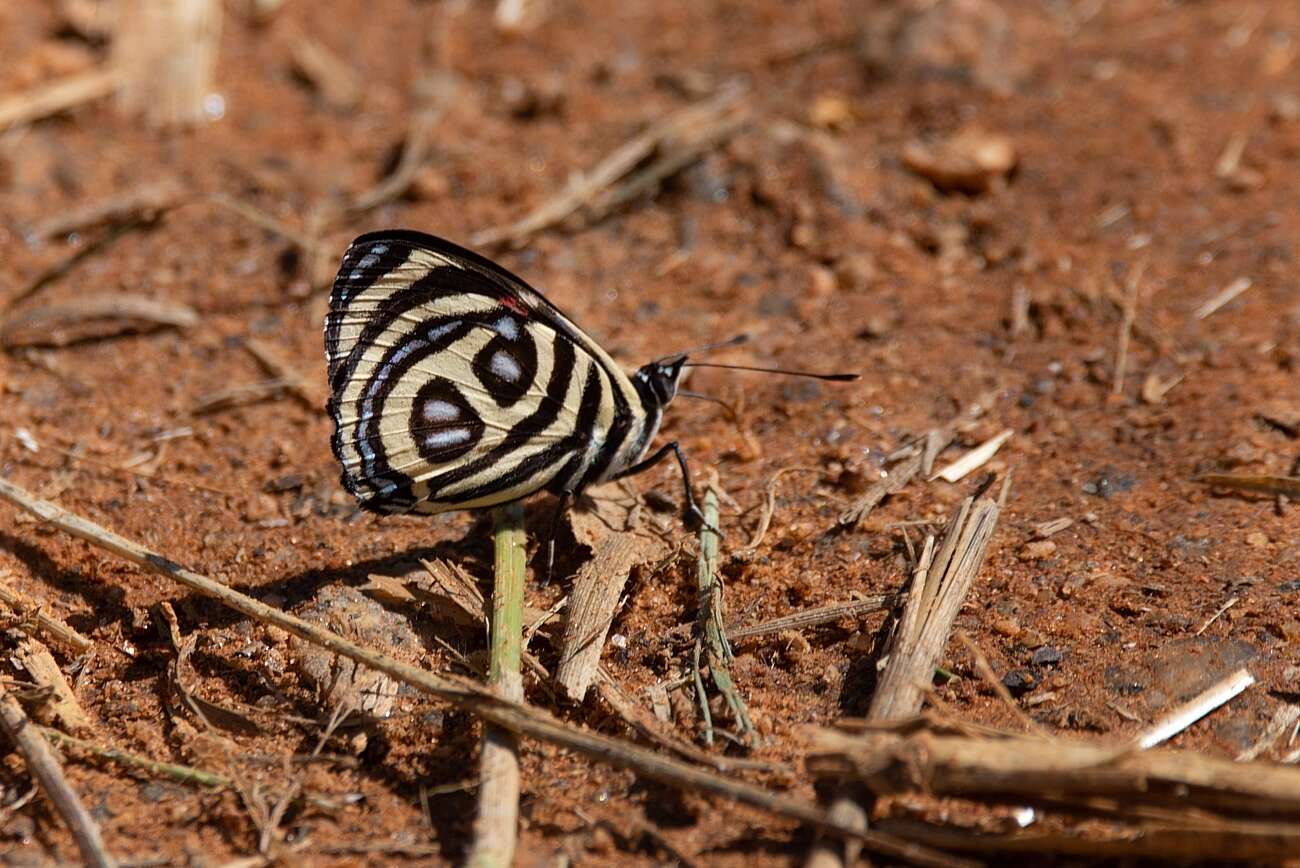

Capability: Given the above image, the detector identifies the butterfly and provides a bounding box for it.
[324,230,855,539]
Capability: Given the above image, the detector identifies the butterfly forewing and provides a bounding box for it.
[325,231,647,515]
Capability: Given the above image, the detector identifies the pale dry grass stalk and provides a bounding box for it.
[809,480,1008,868]
[114,0,222,127]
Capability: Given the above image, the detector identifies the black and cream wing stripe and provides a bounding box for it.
[324,231,656,515]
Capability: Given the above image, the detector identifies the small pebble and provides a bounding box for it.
[1019,540,1058,560]
[1002,669,1037,693]
[1031,646,1062,666]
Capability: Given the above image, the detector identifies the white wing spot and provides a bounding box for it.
[490,350,522,382]
[424,428,473,450]
[422,400,461,422]
[493,315,520,340]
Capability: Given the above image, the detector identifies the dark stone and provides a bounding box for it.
[1031,646,1062,666]
[1002,668,1037,693]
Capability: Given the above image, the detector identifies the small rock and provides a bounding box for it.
[1031,646,1063,666]
[263,473,305,493]
[499,75,565,119]
[860,0,1017,93]
[902,127,1017,194]
[1246,531,1270,549]
[1019,540,1057,561]
[1002,669,1037,693]
[779,629,812,664]
[408,166,451,200]
[809,93,854,130]
[991,617,1022,639]
[807,265,837,298]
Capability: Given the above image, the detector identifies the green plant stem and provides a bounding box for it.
[467,501,527,868]
[42,727,228,789]
[695,487,756,747]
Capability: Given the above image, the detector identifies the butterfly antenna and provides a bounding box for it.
[677,389,729,406]
[682,361,859,382]
[654,333,749,364]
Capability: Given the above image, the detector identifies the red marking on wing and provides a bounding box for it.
[500,295,529,316]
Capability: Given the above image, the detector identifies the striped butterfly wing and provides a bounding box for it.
[325,231,640,515]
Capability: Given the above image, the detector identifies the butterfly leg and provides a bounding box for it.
[543,490,574,585]
[615,441,719,535]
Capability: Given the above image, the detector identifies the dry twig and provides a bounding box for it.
[243,338,326,410]
[932,430,1012,483]
[1195,473,1300,499]
[349,72,460,213]
[29,180,185,241]
[809,479,1009,868]
[11,636,92,733]
[728,596,893,642]
[1134,667,1254,749]
[113,0,222,127]
[471,83,749,248]
[1193,276,1252,320]
[0,682,114,867]
[1,294,199,349]
[838,428,953,528]
[0,68,119,133]
[1112,262,1143,395]
[0,572,93,654]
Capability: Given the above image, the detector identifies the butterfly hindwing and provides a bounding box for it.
[325,231,643,515]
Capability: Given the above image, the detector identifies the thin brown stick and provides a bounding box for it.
[1,294,199,349]
[205,194,325,256]
[285,27,360,110]
[0,68,119,133]
[1112,262,1143,395]
[727,596,893,642]
[243,338,326,411]
[954,630,1047,738]
[0,572,94,654]
[29,180,185,241]
[810,717,1300,817]
[5,221,150,311]
[0,477,965,867]
[471,82,748,248]
[0,683,114,867]
[12,636,92,733]
[838,429,953,528]
[349,72,459,214]
[1195,474,1300,499]
[191,378,295,415]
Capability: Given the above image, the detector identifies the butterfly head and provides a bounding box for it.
[635,355,688,407]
